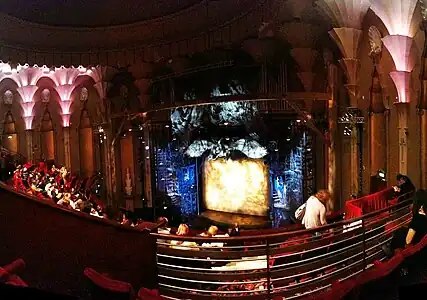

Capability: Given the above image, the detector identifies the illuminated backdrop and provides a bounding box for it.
[203,158,269,216]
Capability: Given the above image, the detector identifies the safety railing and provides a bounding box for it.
[151,193,413,300]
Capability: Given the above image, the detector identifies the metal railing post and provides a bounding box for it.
[266,238,271,299]
[362,218,366,271]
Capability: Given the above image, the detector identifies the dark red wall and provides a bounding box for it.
[0,184,157,298]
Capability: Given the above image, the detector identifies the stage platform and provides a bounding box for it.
[198,210,271,229]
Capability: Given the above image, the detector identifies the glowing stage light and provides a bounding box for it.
[390,71,411,103]
[203,159,269,216]
[382,35,415,72]
[371,0,418,38]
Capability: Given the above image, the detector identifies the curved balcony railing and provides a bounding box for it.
[151,192,413,300]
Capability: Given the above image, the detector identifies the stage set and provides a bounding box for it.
[151,100,320,228]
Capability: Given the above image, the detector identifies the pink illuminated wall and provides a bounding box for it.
[371,0,418,103]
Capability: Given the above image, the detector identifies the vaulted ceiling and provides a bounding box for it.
[0,0,204,27]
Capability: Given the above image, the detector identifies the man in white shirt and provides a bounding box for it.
[302,190,329,230]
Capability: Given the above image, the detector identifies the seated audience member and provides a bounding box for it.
[228,223,240,237]
[386,196,427,256]
[157,217,171,234]
[302,190,330,230]
[121,213,131,226]
[200,225,219,237]
[170,224,198,250]
[57,193,74,209]
[393,174,415,199]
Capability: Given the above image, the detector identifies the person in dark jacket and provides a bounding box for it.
[393,174,415,200]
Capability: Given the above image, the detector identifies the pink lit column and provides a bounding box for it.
[62,113,72,169]
[17,85,37,162]
[373,0,417,176]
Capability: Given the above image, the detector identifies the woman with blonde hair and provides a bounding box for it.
[302,190,331,230]
[170,224,199,250]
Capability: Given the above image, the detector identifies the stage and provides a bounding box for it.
[198,210,271,229]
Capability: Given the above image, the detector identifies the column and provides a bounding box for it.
[326,62,338,208]
[62,127,71,169]
[25,130,33,163]
[419,21,427,188]
[395,103,409,175]
[342,59,361,197]
[142,122,153,208]
[421,109,427,188]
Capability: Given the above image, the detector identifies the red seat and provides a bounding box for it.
[84,267,134,300]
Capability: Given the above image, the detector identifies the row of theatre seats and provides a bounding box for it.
[0,258,163,300]
[151,187,427,300]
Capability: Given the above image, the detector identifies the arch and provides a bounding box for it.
[39,107,55,162]
[35,75,57,88]
[0,77,19,92]
[73,74,95,88]
[78,105,95,177]
[2,110,18,153]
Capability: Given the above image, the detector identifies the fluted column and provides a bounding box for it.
[369,68,386,176]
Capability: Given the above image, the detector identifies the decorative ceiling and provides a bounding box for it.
[0,0,204,27]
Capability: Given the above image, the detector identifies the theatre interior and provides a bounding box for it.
[1,0,427,299]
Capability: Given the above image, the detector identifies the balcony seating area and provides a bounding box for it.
[84,268,163,300]
[152,190,416,299]
[0,180,424,299]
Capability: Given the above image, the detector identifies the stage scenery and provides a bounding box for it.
[152,100,317,228]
